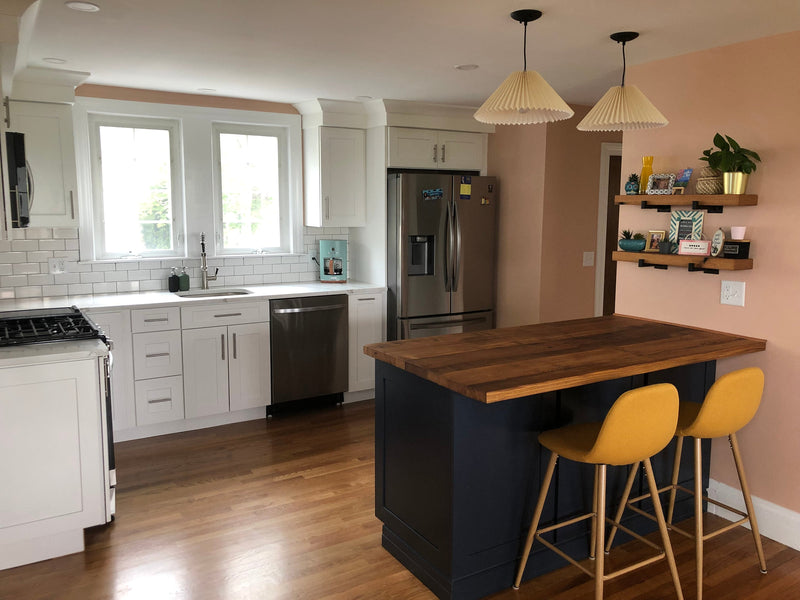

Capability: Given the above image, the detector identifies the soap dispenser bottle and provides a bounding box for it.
[168,267,180,292]
[178,267,190,291]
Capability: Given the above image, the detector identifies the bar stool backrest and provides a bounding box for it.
[587,383,679,466]
[682,367,764,439]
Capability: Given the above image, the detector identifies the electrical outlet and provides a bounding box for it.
[48,257,67,275]
[582,251,595,267]
[720,280,745,307]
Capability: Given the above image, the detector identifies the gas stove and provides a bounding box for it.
[0,306,108,347]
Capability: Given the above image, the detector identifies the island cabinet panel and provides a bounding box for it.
[374,360,714,600]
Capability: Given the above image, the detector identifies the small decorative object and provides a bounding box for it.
[671,187,685,195]
[678,240,712,256]
[658,241,672,254]
[699,133,761,194]
[168,267,180,292]
[730,226,747,240]
[696,166,723,194]
[646,173,676,195]
[669,210,704,243]
[178,266,190,291]
[625,173,640,195]
[645,230,666,252]
[674,168,693,190]
[722,240,751,259]
[710,228,725,257]
[619,229,647,252]
[639,156,654,195]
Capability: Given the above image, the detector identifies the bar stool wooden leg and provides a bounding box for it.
[590,465,599,560]
[514,452,559,590]
[729,433,768,573]
[694,437,704,600]
[644,457,684,600]
[604,461,640,553]
[667,436,684,525]
[594,464,606,600]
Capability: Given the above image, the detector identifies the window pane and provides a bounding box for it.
[219,133,280,250]
[98,126,173,254]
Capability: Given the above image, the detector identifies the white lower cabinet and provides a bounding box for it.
[182,322,270,419]
[134,376,184,426]
[348,292,385,392]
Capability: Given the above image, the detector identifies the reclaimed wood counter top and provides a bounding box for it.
[363,315,766,403]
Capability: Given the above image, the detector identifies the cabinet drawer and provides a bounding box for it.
[134,376,184,426]
[131,307,181,333]
[132,330,183,379]
[181,302,269,329]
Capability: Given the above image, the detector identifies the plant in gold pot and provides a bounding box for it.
[619,229,646,252]
[699,133,761,194]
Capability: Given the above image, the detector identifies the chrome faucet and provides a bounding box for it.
[200,232,218,289]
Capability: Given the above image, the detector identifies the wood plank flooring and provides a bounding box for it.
[1,400,798,599]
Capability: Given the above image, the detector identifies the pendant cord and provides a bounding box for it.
[523,22,528,72]
[621,41,627,86]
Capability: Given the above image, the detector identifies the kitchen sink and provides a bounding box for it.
[174,288,253,298]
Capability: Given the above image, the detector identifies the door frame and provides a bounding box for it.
[593,142,623,316]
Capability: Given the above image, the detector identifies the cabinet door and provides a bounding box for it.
[228,322,271,411]
[387,127,438,169]
[437,131,486,171]
[182,326,229,418]
[8,102,78,227]
[85,310,136,432]
[348,293,384,392]
[319,127,366,227]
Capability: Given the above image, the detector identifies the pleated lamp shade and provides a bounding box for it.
[576,84,668,131]
[474,70,574,125]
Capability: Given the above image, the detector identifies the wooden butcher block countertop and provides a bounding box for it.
[363,315,766,403]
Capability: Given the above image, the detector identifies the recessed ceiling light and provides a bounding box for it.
[455,64,479,71]
[43,57,67,64]
[196,88,217,93]
[65,1,100,12]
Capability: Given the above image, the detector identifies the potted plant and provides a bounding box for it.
[699,133,761,194]
[619,230,646,252]
[624,173,639,195]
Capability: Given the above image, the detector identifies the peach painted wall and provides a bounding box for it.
[617,31,800,513]
[75,84,298,114]
[488,124,547,327]
[540,105,621,323]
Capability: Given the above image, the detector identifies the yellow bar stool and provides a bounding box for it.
[513,383,684,600]
[606,367,767,600]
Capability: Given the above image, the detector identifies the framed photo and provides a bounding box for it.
[671,187,685,195]
[668,210,704,243]
[645,230,666,252]
[646,173,676,195]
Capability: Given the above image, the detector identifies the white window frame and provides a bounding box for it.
[73,97,303,262]
[212,122,290,255]
[87,114,185,259]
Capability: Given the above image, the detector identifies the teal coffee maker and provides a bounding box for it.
[319,239,347,282]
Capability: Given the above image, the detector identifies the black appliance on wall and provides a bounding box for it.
[5,131,30,228]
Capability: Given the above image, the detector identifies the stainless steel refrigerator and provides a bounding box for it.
[387,172,498,340]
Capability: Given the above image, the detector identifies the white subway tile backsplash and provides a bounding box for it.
[263,274,282,284]
[11,240,39,252]
[290,263,310,273]
[92,282,116,294]
[224,275,244,286]
[13,263,40,275]
[27,251,53,263]
[243,275,264,285]
[15,286,43,298]
[281,256,300,264]
[70,262,92,273]
[0,265,11,276]
[128,269,151,280]
[38,239,66,251]
[65,239,79,251]
[25,227,52,240]
[0,240,10,252]
[114,261,140,270]
[0,252,28,264]
[273,264,290,274]
[54,272,80,285]
[253,264,273,275]
[27,274,54,286]
[1,275,28,287]
[234,265,254,276]
[223,257,244,266]
[42,284,68,296]
[68,283,93,295]
[104,271,128,282]
[52,227,79,239]
[91,262,116,272]
[80,272,105,284]
[281,273,300,283]
[139,280,164,291]
[116,281,140,293]
[53,250,80,261]
[297,272,317,282]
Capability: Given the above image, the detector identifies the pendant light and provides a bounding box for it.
[474,9,573,125]
[577,32,668,131]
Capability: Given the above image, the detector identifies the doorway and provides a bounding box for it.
[594,143,623,316]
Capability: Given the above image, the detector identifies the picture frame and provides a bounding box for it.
[671,187,685,195]
[668,210,704,243]
[646,173,676,195]
[645,230,666,252]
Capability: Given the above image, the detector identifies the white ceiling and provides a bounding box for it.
[16,0,800,107]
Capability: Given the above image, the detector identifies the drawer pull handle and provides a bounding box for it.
[147,397,172,404]
[357,297,374,301]
[145,352,170,359]
[214,313,242,318]
[144,318,169,323]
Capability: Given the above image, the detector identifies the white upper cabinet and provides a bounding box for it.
[387,127,487,171]
[304,126,366,227]
[8,101,78,227]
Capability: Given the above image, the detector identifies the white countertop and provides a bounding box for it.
[0,281,385,313]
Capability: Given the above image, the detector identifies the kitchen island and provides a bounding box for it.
[364,315,766,600]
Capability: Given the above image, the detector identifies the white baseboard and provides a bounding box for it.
[343,389,374,404]
[707,478,800,551]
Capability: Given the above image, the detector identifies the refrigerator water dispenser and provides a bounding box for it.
[408,235,434,276]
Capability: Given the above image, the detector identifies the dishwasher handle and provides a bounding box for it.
[272,305,345,315]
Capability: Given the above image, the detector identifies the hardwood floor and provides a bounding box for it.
[1,400,798,599]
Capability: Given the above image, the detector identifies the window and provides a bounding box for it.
[213,124,290,254]
[88,115,183,258]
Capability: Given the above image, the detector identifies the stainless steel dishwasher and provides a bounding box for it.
[269,294,348,405]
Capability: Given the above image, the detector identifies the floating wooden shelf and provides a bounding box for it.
[615,193,758,213]
[612,251,753,274]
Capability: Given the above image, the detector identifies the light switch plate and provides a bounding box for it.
[582,251,595,267]
[721,280,745,306]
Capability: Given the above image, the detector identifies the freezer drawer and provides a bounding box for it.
[398,310,493,340]
[270,295,348,404]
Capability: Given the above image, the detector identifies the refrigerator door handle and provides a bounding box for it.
[444,199,452,292]
[452,199,462,292]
